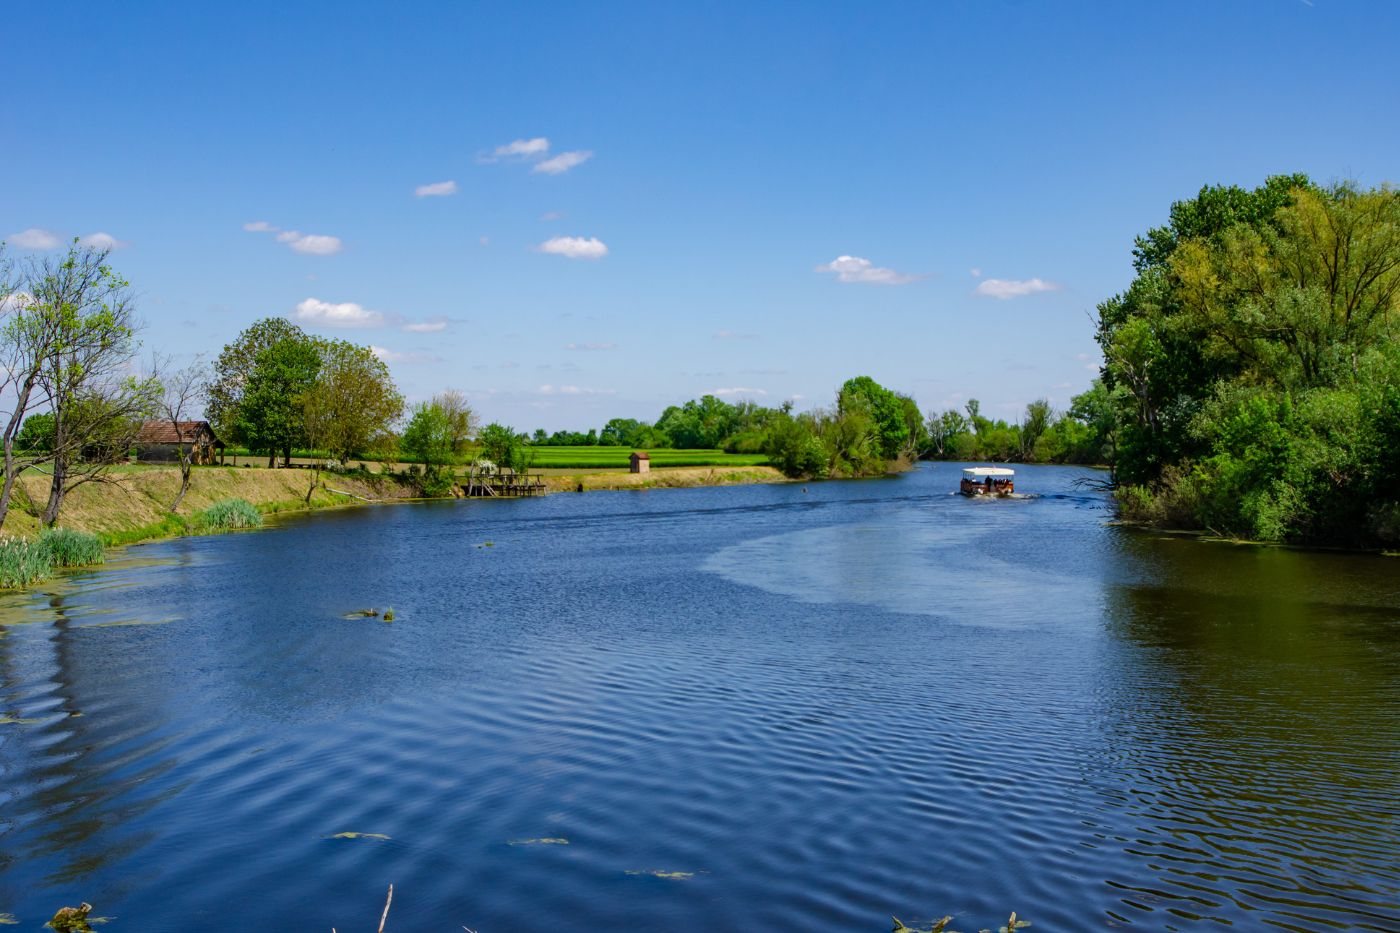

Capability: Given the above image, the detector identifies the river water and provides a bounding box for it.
[0,462,1397,931]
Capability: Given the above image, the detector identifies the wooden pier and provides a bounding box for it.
[461,469,548,498]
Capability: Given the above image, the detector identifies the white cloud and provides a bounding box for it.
[8,228,59,250]
[537,384,616,396]
[538,236,608,260]
[248,223,343,255]
[0,291,33,313]
[533,150,593,175]
[79,232,128,250]
[414,180,458,197]
[713,329,757,340]
[294,297,385,328]
[284,233,343,255]
[817,255,917,285]
[970,267,982,277]
[541,211,564,221]
[485,137,550,161]
[710,387,768,397]
[402,319,448,333]
[371,345,441,364]
[974,277,1061,299]
[565,341,616,351]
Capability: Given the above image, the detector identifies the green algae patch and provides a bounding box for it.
[327,832,390,841]
[0,913,18,924]
[625,869,698,880]
[507,837,569,846]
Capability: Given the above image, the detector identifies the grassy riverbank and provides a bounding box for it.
[1,463,789,551]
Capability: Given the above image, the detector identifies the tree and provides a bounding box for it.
[433,389,478,457]
[206,318,311,461]
[478,422,529,473]
[236,337,320,466]
[154,357,208,512]
[838,376,910,461]
[301,339,403,465]
[1019,399,1052,459]
[20,244,159,526]
[400,402,456,471]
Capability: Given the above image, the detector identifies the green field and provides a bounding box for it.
[527,447,768,469]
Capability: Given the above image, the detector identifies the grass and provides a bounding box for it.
[38,528,105,567]
[527,447,768,469]
[0,537,54,589]
[197,498,263,531]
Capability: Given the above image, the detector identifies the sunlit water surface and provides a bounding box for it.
[0,463,1397,931]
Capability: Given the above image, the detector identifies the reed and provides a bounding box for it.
[38,527,106,568]
[0,536,53,589]
[198,498,263,531]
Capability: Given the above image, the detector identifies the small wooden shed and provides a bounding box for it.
[629,451,650,474]
[135,420,225,465]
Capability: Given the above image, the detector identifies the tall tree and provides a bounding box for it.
[154,356,209,512]
[301,339,403,465]
[236,338,320,466]
[206,318,310,461]
[24,244,158,525]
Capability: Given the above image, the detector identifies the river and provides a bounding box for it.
[0,462,1397,931]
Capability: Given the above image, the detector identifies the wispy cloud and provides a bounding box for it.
[713,329,757,340]
[537,384,616,396]
[541,211,565,221]
[483,137,550,162]
[414,180,458,197]
[0,291,32,313]
[709,387,768,397]
[79,232,128,250]
[8,228,59,250]
[277,231,343,255]
[974,277,1061,299]
[402,319,448,333]
[371,345,442,364]
[246,222,343,256]
[533,150,592,175]
[565,341,617,351]
[817,255,917,285]
[538,236,608,260]
[294,297,385,328]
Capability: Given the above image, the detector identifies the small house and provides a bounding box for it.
[629,451,650,474]
[135,420,225,465]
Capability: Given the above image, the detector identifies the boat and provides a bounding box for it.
[959,466,1015,497]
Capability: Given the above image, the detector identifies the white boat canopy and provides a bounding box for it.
[962,467,1015,477]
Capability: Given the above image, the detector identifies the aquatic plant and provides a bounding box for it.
[198,498,263,531]
[0,536,53,589]
[382,607,395,621]
[893,912,1029,933]
[37,528,105,568]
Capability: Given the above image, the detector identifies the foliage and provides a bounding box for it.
[37,527,105,567]
[923,387,1112,466]
[198,498,263,531]
[479,422,530,473]
[235,337,321,465]
[301,339,403,463]
[1096,176,1400,544]
[0,536,53,589]
[15,413,55,452]
[205,317,308,446]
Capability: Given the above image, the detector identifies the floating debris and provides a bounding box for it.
[507,837,568,846]
[382,608,396,622]
[343,609,380,620]
[46,903,93,932]
[0,715,41,726]
[0,913,17,925]
[625,869,697,880]
[327,832,390,841]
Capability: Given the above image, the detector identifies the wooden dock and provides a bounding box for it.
[461,469,548,498]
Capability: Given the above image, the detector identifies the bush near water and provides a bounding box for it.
[0,528,106,589]
[196,498,263,531]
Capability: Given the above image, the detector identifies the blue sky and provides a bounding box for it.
[5,1,1397,430]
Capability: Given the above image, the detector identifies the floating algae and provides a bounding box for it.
[0,913,17,925]
[342,609,380,620]
[0,715,42,726]
[507,837,569,846]
[327,832,390,841]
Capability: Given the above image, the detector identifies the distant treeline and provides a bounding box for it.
[527,377,1113,478]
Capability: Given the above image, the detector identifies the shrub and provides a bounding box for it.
[0,537,53,589]
[199,498,263,531]
[38,528,105,567]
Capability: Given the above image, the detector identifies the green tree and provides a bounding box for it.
[301,339,403,465]
[236,338,320,466]
[401,402,456,471]
[206,318,310,458]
